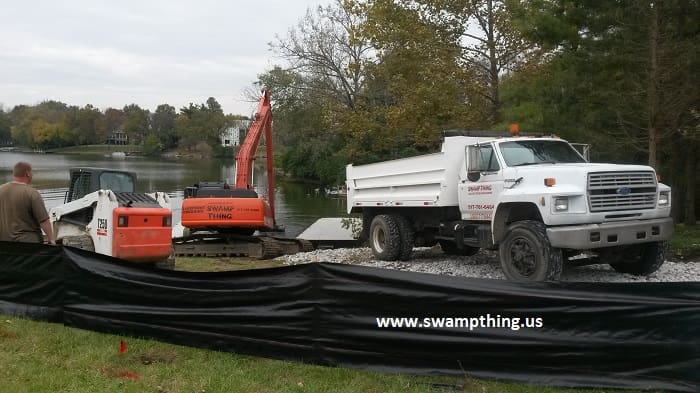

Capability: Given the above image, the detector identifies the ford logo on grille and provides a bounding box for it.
[616,187,632,195]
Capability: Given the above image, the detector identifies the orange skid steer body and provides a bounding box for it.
[112,206,173,261]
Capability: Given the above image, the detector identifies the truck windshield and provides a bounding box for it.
[499,140,586,167]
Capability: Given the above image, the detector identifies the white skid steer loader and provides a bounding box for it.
[49,167,175,269]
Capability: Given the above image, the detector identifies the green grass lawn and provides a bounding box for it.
[46,144,143,155]
[0,315,654,393]
[668,224,700,261]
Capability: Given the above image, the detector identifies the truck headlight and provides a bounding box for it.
[658,191,669,206]
[554,197,569,211]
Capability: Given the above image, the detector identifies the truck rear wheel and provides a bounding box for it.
[395,215,414,261]
[608,241,667,275]
[499,221,562,281]
[369,214,401,261]
[61,235,95,253]
[439,240,479,256]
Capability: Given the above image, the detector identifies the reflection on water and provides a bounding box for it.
[0,152,346,237]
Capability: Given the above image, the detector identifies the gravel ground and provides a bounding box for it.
[277,247,700,282]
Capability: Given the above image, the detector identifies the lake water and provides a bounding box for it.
[0,151,347,238]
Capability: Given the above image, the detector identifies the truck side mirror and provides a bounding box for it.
[466,145,482,182]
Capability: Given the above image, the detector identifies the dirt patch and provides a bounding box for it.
[0,326,18,339]
[98,367,140,380]
[138,350,178,365]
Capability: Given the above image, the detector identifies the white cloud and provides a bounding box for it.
[0,0,332,115]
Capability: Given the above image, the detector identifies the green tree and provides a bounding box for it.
[78,104,103,144]
[9,105,32,146]
[175,98,227,151]
[99,108,126,143]
[266,0,496,182]
[204,97,227,144]
[7,101,70,148]
[152,104,178,149]
[142,133,162,156]
[272,0,373,111]
[355,0,486,156]
[252,67,320,149]
[507,0,699,223]
[0,108,11,145]
[176,103,205,149]
[63,104,103,145]
[255,67,345,184]
[408,0,532,123]
[29,118,65,147]
[123,104,150,145]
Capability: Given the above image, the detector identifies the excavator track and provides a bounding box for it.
[172,234,312,259]
[296,239,315,253]
[258,237,283,259]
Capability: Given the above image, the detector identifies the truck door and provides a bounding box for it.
[458,143,503,221]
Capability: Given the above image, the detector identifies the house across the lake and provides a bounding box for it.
[220,119,251,147]
[106,129,128,145]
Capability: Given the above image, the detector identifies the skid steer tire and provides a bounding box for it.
[61,235,95,253]
[369,214,401,261]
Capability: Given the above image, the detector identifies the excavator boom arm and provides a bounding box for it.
[234,89,275,222]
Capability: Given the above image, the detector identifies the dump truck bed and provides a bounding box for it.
[346,136,496,213]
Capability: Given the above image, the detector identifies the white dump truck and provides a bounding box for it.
[346,131,674,281]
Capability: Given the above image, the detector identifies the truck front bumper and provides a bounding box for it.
[546,217,674,250]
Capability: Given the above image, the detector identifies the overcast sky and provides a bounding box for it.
[0,0,331,116]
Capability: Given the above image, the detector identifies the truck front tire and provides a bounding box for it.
[499,221,563,281]
[369,214,401,261]
[607,241,667,275]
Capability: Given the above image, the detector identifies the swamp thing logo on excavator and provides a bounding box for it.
[205,204,261,220]
[182,204,262,221]
[208,205,233,220]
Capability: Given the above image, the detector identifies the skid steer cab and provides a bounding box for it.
[49,167,174,269]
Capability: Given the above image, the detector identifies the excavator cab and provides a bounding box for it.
[183,182,258,199]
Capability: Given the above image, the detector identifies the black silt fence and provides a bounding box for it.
[0,241,698,392]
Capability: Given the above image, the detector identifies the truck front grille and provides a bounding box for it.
[587,171,657,212]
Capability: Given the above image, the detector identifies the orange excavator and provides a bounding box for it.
[174,89,311,258]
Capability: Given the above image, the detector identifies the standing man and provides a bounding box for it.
[0,161,55,244]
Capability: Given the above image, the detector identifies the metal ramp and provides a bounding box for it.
[297,217,362,249]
